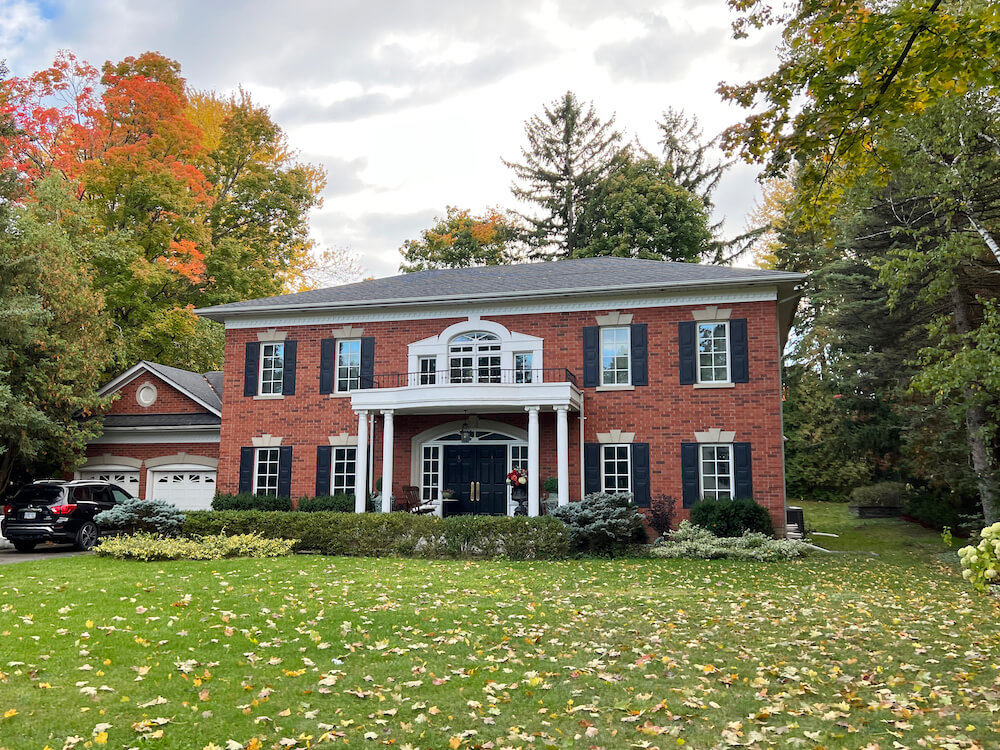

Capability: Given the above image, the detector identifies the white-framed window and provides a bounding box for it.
[601,444,631,493]
[336,339,362,393]
[699,444,733,500]
[421,445,441,501]
[514,352,533,383]
[449,331,501,384]
[510,444,528,473]
[254,447,280,496]
[600,327,630,385]
[419,356,437,385]
[260,343,284,395]
[331,447,357,496]
[697,322,730,383]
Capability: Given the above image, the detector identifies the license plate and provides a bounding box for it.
[22,511,35,520]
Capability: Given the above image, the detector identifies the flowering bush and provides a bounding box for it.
[958,521,1000,592]
[652,521,811,561]
[506,468,528,486]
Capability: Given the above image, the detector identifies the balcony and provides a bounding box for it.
[349,368,582,415]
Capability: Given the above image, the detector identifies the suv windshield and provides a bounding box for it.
[9,485,65,504]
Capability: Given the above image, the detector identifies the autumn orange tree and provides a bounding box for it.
[1,51,326,373]
[399,207,523,272]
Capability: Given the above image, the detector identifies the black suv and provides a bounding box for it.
[1,480,133,552]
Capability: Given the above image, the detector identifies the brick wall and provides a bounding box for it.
[109,373,210,415]
[218,300,786,533]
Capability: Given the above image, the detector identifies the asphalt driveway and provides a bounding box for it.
[0,543,89,564]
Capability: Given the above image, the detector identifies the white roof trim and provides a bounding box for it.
[98,362,221,417]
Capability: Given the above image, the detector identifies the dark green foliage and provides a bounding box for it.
[543,477,559,493]
[297,494,354,512]
[649,494,677,536]
[181,511,569,560]
[549,492,648,556]
[94,499,185,536]
[850,482,908,508]
[903,488,983,535]
[689,498,774,537]
[211,492,293,512]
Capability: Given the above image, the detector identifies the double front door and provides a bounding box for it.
[443,445,508,515]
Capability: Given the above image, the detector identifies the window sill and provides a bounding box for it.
[693,382,735,389]
[596,384,635,392]
[253,393,285,400]
[328,391,355,399]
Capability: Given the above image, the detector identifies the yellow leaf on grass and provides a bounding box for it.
[449,737,462,749]
[94,731,109,745]
[3,708,17,718]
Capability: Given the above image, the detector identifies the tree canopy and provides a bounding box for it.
[399,207,522,272]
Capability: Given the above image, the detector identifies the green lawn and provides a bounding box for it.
[1,507,998,750]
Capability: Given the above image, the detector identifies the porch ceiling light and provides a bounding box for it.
[459,420,473,443]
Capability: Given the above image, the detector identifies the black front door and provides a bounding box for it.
[443,445,508,515]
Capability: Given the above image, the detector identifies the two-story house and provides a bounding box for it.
[186,257,802,532]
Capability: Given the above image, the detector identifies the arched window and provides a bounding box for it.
[449,331,501,383]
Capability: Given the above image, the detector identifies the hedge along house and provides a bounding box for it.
[195,257,804,531]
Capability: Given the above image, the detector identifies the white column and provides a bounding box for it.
[555,406,570,506]
[354,410,369,513]
[526,406,540,517]
[380,410,394,513]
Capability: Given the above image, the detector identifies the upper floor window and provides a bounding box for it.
[419,356,437,385]
[698,322,730,383]
[450,331,501,384]
[600,327,630,385]
[260,343,284,395]
[337,339,362,392]
[514,352,533,383]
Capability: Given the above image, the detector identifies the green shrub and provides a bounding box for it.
[649,494,677,535]
[94,499,185,536]
[211,492,293,511]
[94,532,296,561]
[549,492,648,556]
[182,511,569,560]
[849,482,907,507]
[958,521,1000,592]
[297,494,354,512]
[652,521,810,561]
[689,497,774,537]
[903,488,982,534]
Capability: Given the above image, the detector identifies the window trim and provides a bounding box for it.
[600,443,632,495]
[330,446,357,496]
[418,355,437,385]
[253,447,281,496]
[514,351,533,383]
[336,338,362,393]
[696,321,731,384]
[600,326,631,387]
[259,342,285,396]
[698,443,734,501]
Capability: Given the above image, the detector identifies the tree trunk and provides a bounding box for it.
[951,285,999,524]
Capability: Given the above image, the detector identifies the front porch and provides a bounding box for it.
[348,371,583,517]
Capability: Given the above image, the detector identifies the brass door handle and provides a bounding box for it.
[476,482,481,502]
[470,482,475,502]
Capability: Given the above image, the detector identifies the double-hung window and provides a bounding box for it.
[254,447,280,496]
[697,322,730,383]
[418,356,437,385]
[601,444,631,494]
[337,339,362,393]
[514,352,533,383]
[699,444,733,500]
[260,343,284,395]
[331,447,357,495]
[600,327,630,385]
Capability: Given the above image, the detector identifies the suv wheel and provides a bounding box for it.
[13,540,36,553]
[75,522,99,551]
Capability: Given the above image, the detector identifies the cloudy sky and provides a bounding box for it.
[2,0,780,280]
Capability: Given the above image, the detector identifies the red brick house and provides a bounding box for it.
[186,257,803,531]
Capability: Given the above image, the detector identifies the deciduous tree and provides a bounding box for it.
[399,206,522,272]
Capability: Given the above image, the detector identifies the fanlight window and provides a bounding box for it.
[449,331,501,384]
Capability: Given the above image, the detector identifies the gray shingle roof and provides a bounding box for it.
[103,413,221,428]
[196,257,804,319]
[142,362,223,411]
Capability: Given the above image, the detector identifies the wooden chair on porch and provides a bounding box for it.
[394,485,435,515]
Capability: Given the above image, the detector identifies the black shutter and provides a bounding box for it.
[630,324,648,386]
[678,321,696,385]
[316,445,332,496]
[582,326,599,388]
[238,447,254,494]
[733,442,753,499]
[360,337,375,389]
[681,442,700,508]
[584,443,601,495]
[282,340,297,395]
[319,338,336,394]
[277,446,293,498]
[243,342,259,396]
[730,319,749,383]
[631,442,650,507]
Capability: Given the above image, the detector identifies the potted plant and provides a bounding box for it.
[507,468,528,502]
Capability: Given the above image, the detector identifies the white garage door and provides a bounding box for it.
[80,470,140,496]
[149,470,216,510]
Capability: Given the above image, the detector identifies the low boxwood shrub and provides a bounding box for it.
[182,511,569,560]
[689,497,774,537]
[298,494,354,512]
[849,482,907,507]
[94,532,296,561]
[549,492,648,556]
[652,520,810,561]
[94,498,184,536]
[212,492,293,511]
[959,521,1000,592]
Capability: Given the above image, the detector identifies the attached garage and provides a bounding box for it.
[147,467,217,509]
[78,470,141,496]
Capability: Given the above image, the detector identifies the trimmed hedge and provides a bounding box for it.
[182,511,569,560]
[95,532,296,561]
[212,492,293,512]
[850,482,907,507]
[689,497,774,537]
[297,494,354,512]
